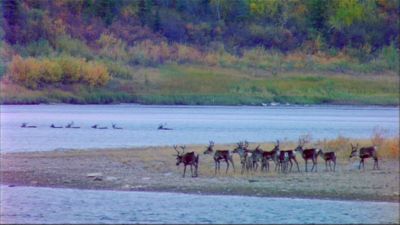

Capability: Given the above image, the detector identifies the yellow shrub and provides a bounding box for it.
[40,59,62,83]
[82,61,110,87]
[57,56,84,83]
[8,55,110,88]
[8,55,41,89]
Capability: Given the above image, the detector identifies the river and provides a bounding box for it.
[0,104,398,152]
[1,185,398,224]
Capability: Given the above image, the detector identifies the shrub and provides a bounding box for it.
[8,55,41,89]
[25,39,54,57]
[40,59,62,84]
[55,35,93,59]
[379,42,399,72]
[7,55,110,88]
[81,61,110,87]
[97,33,128,62]
[57,55,84,83]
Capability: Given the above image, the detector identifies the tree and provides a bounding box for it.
[329,0,364,29]
[2,0,22,44]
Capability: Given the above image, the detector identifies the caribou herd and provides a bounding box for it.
[174,139,379,177]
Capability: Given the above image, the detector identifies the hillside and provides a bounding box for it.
[0,0,399,105]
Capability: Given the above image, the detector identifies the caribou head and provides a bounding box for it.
[349,143,359,159]
[174,145,186,166]
[203,141,214,155]
[294,138,307,153]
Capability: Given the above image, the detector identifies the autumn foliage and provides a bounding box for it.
[7,55,110,89]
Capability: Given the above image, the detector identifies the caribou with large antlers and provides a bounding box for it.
[232,141,253,174]
[295,138,318,172]
[260,140,280,172]
[204,141,235,174]
[349,144,379,170]
[174,145,199,177]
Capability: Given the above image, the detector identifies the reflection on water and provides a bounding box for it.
[1,104,398,152]
[1,185,398,224]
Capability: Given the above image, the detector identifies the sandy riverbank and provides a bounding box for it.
[1,145,399,202]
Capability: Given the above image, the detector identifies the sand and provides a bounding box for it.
[1,145,399,202]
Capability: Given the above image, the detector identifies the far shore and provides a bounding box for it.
[1,145,399,203]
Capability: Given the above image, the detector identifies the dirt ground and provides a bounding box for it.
[1,144,399,202]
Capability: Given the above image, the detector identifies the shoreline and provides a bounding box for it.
[2,183,399,204]
[1,102,399,107]
[1,146,399,203]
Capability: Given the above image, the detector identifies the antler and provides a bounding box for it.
[244,140,249,148]
[180,145,186,153]
[276,140,280,146]
[209,141,214,147]
[173,145,180,155]
[299,137,308,147]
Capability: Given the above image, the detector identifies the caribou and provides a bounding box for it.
[260,140,280,172]
[66,121,80,128]
[349,144,379,170]
[294,138,318,172]
[277,150,290,173]
[232,141,253,174]
[21,123,36,128]
[203,141,235,174]
[317,149,336,172]
[50,124,63,128]
[91,124,107,129]
[174,145,199,178]
[112,123,123,129]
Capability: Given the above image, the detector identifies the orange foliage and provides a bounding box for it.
[81,61,110,87]
[7,55,110,88]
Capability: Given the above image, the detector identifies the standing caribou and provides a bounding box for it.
[174,145,199,177]
[203,141,235,174]
[295,138,318,172]
[317,149,336,172]
[260,140,280,172]
[232,141,253,174]
[349,144,379,170]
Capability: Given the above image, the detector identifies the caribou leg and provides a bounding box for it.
[225,160,229,174]
[359,158,363,170]
[183,165,187,178]
[292,158,300,172]
[214,161,218,175]
[374,158,379,170]
[305,160,308,172]
[229,157,235,173]
[314,159,318,172]
[190,165,193,177]
[333,160,336,172]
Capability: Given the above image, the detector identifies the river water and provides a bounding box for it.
[0,104,398,152]
[0,185,398,224]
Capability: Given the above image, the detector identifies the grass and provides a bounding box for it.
[1,64,399,105]
[106,135,399,177]
[2,136,398,202]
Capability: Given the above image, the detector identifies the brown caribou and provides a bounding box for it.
[317,149,336,172]
[260,140,280,172]
[294,138,318,172]
[349,144,379,170]
[232,141,253,174]
[203,141,235,174]
[174,145,199,177]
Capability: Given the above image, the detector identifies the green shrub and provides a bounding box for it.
[55,35,93,59]
[25,39,54,57]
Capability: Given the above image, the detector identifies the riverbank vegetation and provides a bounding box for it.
[1,0,399,105]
